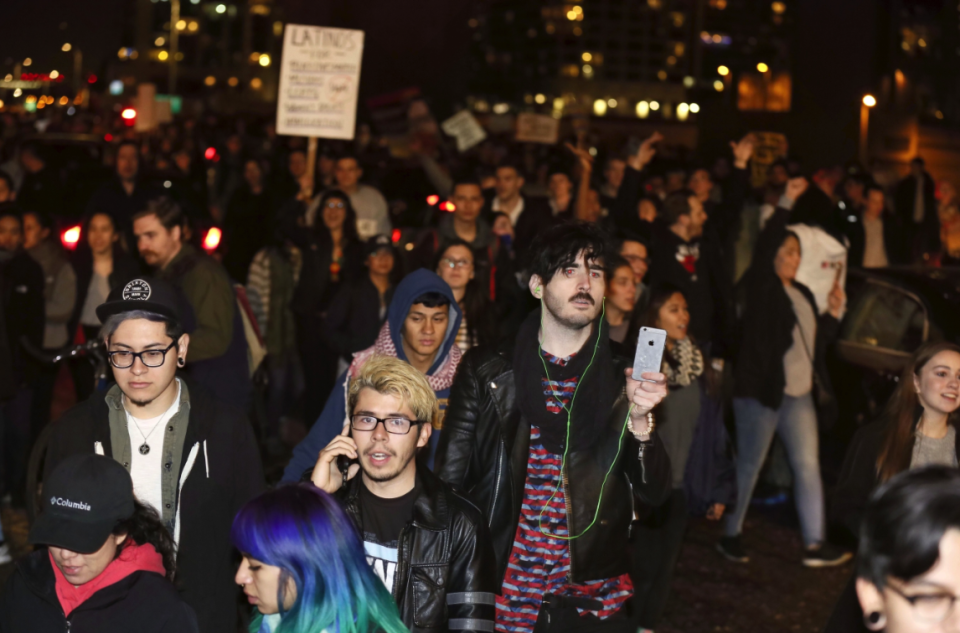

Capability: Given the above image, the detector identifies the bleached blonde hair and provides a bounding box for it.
[347,355,439,429]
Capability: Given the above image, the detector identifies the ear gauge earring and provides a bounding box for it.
[864,611,885,631]
[177,357,186,368]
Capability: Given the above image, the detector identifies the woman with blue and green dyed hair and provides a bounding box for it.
[232,484,408,633]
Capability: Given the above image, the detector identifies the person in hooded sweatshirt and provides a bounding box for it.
[0,453,198,633]
[282,268,463,481]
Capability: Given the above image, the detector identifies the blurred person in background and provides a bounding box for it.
[719,177,850,567]
[322,234,396,372]
[86,141,160,249]
[600,156,627,213]
[825,341,960,633]
[293,189,363,422]
[436,240,493,353]
[246,210,303,454]
[16,144,60,221]
[0,207,44,515]
[330,154,390,240]
[895,157,939,262]
[232,485,408,633]
[845,183,904,269]
[487,161,554,258]
[438,177,495,295]
[23,209,76,447]
[69,211,140,402]
[647,188,733,360]
[854,467,960,633]
[604,255,637,345]
[222,158,274,283]
[619,236,651,316]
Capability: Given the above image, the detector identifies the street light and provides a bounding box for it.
[62,43,72,52]
[860,94,876,165]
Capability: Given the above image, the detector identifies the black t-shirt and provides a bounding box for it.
[359,479,419,595]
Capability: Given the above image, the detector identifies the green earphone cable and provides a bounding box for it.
[535,296,633,541]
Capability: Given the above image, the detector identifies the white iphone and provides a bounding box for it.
[633,327,667,382]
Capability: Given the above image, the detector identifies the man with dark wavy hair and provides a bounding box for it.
[436,222,671,632]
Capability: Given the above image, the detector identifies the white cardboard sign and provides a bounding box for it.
[515,112,559,144]
[276,24,365,140]
[441,110,487,152]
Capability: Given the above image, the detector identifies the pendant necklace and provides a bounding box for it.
[130,414,168,455]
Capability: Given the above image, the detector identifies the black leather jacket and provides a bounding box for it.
[435,345,672,586]
[335,466,498,633]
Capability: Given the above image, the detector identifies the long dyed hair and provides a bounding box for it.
[876,341,960,483]
[231,485,407,633]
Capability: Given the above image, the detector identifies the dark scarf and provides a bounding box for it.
[513,308,617,454]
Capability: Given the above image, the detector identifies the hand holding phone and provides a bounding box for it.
[311,423,360,493]
[633,327,667,380]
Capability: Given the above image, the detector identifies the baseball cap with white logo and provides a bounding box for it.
[29,454,136,554]
[95,276,183,324]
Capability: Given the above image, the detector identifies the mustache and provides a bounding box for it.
[569,292,595,305]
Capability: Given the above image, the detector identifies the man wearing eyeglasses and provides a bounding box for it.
[43,277,265,633]
[311,354,496,633]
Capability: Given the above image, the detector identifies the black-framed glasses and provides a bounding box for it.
[887,582,959,623]
[108,342,178,369]
[350,414,421,435]
[440,257,471,269]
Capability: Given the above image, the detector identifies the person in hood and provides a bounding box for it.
[43,276,265,633]
[0,453,198,633]
[282,268,463,481]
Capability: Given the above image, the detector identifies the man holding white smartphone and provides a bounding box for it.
[436,222,671,633]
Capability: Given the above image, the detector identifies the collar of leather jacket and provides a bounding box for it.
[342,463,449,530]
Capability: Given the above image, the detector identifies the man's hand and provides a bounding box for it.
[628,131,663,171]
[784,176,808,203]
[311,424,361,494]
[564,141,594,174]
[706,503,726,521]
[730,134,756,169]
[624,368,667,440]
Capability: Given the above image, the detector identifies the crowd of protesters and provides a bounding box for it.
[0,103,956,633]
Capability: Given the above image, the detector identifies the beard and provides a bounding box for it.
[361,447,417,483]
[543,291,598,330]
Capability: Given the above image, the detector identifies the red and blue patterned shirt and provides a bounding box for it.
[494,351,633,633]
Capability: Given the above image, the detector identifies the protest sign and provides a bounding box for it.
[516,113,560,144]
[441,110,487,152]
[276,24,365,140]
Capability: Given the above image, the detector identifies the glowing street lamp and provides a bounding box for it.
[860,94,877,165]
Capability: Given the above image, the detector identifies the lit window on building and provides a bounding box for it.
[737,72,792,112]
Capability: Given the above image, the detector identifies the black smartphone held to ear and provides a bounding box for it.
[633,327,667,382]
[337,426,358,488]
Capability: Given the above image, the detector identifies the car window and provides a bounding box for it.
[840,281,926,353]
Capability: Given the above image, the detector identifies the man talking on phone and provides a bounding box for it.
[435,222,671,632]
[310,355,497,633]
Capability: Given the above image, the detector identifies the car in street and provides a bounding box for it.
[829,265,960,444]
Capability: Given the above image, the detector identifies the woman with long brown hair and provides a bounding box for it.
[825,340,960,633]
[831,340,960,536]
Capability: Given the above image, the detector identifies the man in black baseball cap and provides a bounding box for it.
[0,453,199,632]
[43,276,264,633]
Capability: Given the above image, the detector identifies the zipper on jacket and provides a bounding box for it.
[561,463,575,582]
[638,442,648,484]
[491,443,502,523]
[393,524,408,602]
